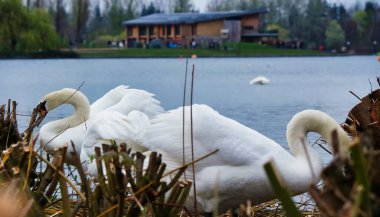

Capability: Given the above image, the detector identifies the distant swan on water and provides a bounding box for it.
[37,87,163,164]
[145,104,351,213]
[250,76,270,85]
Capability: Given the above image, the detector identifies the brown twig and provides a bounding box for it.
[182,58,189,180]
[189,64,198,213]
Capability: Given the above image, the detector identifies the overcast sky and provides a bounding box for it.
[192,0,380,12]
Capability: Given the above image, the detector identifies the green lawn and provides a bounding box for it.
[75,43,328,58]
[0,43,329,59]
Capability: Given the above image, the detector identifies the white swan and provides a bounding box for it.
[145,104,351,213]
[39,85,130,155]
[89,85,131,116]
[250,76,270,85]
[80,110,151,177]
[38,87,163,164]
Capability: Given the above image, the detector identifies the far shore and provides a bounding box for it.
[1,47,377,59]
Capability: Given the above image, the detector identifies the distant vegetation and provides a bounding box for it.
[75,42,327,58]
[0,0,379,56]
[209,0,380,53]
[0,0,59,53]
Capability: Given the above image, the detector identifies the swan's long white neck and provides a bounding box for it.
[285,110,350,189]
[40,89,90,146]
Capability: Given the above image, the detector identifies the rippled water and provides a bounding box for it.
[0,56,378,163]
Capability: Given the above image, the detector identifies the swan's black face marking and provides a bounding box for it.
[39,101,48,116]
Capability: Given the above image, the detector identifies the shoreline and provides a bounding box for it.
[0,48,377,59]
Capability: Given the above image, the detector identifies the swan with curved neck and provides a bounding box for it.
[38,88,90,163]
[145,105,351,213]
[38,87,163,164]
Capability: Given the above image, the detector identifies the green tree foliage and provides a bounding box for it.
[325,20,345,50]
[266,23,289,41]
[0,0,26,52]
[304,0,327,48]
[353,2,377,44]
[207,0,262,11]
[106,0,137,35]
[72,0,89,43]
[88,3,107,35]
[173,0,194,12]
[237,0,261,10]
[54,0,66,38]
[353,11,370,38]
[18,9,59,52]
[0,0,58,53]
[207,0,235,11]
[141,1,160,16]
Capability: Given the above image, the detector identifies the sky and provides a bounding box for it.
[192,0,380,12]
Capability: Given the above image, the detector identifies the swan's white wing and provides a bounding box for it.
[39,122,87,156]
[147,104,285,171]
[106,88,164,118]
[90,85,130,116]
[81,110,150,161]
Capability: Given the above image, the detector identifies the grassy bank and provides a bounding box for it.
[0,43,331,58]
[75,43,328,58]
[0,50,79,59]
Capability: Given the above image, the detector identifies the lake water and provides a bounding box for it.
[0,56,378,163]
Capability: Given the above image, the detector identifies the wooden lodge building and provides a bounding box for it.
[123,9,277,48]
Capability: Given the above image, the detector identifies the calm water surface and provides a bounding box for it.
[0,56,378,162]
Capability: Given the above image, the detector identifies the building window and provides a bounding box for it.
[175,25,180,35]
[149,26,154,36]
[127,27,132,36]
[139,26,147,36]
[166,25,172,36]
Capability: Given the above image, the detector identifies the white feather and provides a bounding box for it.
[38,86,163,164]
[146,104,351,212]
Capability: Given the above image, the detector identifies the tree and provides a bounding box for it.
[105,0,137,35]
[124,0,137,20]
[266,23,289,41]
[236,0,262,10]
[33,0,45,8]
[207,0,235,11]
[141,1,160,16]
[72,0,90,43]
[88,2,107,36]
[52,0,67,38]
[0,0,27,52]
[353,10,370,43]
[0,0,58,53]
[364,1,377,42]
[173,0,194,12]
[325,20,345,50]
[155,0,173,13]
[304,0,327,48]
[106,0,125,34]
[18,9,59,52]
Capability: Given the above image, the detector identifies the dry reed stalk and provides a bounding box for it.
[189,64,197,214]
[34,151,86,201]
[182,58,189,180]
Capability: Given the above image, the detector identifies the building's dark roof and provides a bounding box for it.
[123,8,267,26]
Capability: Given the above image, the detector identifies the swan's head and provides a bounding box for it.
[37,88,90,120]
